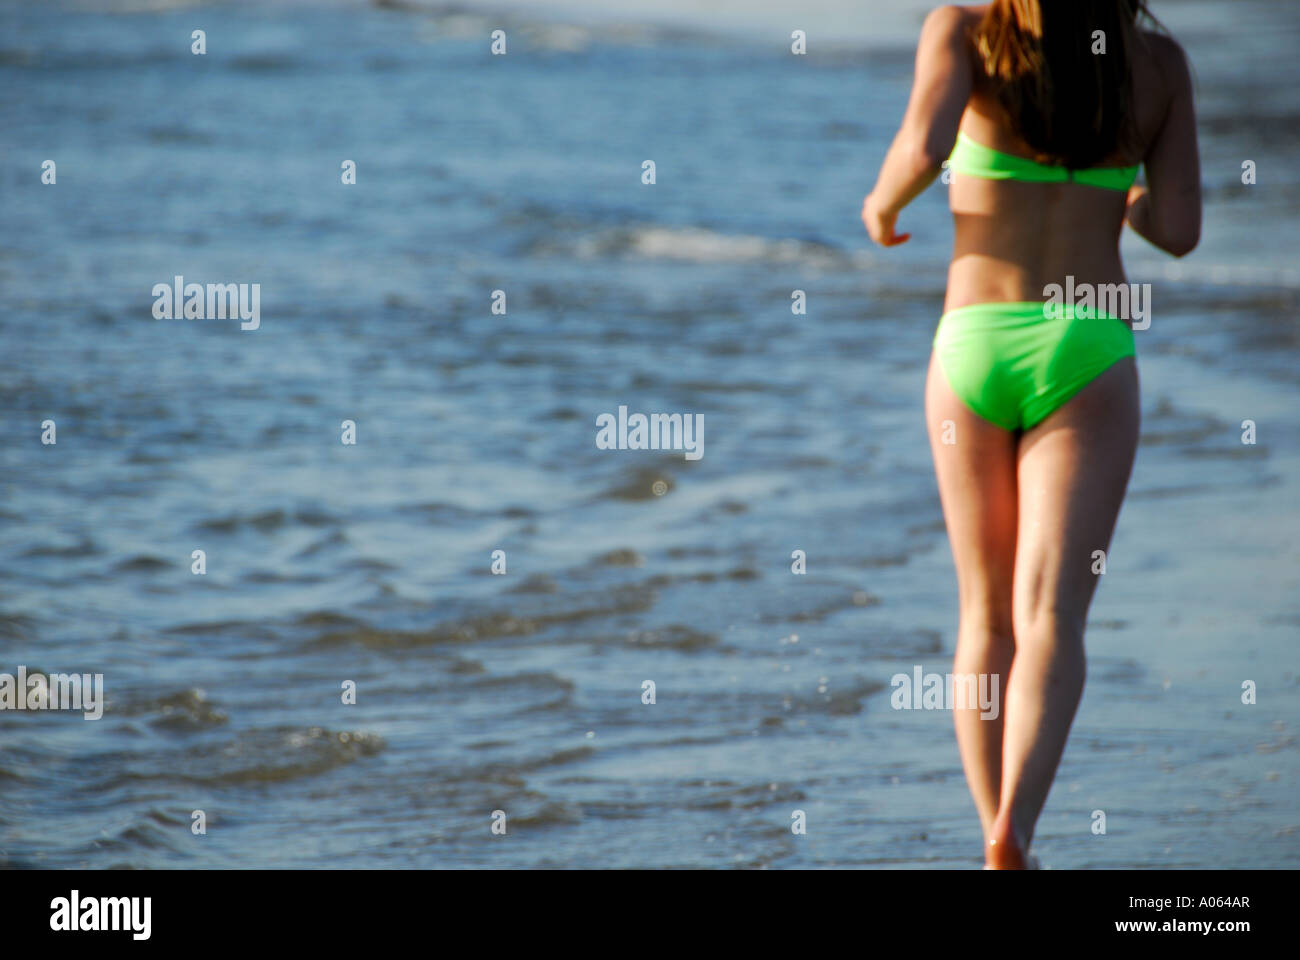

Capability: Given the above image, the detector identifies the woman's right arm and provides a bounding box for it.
[1125,34,1201,257]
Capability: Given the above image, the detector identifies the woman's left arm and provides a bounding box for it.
[862,5,973,246]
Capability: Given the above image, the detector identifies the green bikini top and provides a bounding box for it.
[947,132,1139,192]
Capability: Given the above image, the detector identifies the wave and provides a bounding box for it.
[308,586,657,649]
[161,726,385,786]
[600,465,677,502]
[196,506,338,534]
[618,624,720,652]
[114,554,173,572]
[528,223,864,268]
[115,688,230,732]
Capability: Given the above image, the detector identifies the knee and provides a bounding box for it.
[1012,602,1086,651]
[957,601,1015,651]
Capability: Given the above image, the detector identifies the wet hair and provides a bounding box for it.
[971,0,1160,168]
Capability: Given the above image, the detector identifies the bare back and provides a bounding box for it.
[944,6,1192,311]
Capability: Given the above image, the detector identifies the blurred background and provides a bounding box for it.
[0,0,1297,868]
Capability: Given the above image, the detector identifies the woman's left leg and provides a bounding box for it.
[924,352,1019,840]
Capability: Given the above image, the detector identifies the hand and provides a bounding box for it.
[861,193,911,247]
[1124,183,1148,221]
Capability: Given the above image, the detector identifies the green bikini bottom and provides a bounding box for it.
[933,301,1136,432]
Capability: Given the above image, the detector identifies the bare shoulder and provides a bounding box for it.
[1137,30,1192,87]
[921,3,984,34]
[916,4,982,56]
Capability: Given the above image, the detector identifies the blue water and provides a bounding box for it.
[0,0,1297,869]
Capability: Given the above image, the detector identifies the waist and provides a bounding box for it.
[941,300,1102,323]
[938,300,1135,326]
[945,254,1129,312]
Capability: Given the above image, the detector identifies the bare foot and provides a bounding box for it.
[985,812,1032,869]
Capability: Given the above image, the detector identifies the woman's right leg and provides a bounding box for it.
[988,356,1140,868]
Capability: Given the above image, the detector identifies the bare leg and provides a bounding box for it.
[987,357,1140,868]
[925,353,1018,840]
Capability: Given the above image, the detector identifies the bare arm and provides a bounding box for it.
[1125,35,1201,257]
[862,5,972,246]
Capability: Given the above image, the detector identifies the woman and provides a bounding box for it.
[862,1,1200,868]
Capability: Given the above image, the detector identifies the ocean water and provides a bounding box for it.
[0,0,1297,869]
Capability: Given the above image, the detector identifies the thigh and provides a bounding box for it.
[1013,358,1141,631]
[925,352,1019,621]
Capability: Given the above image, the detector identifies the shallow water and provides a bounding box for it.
[0,0,1297,869]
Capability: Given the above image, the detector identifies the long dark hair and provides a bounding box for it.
[972,0,1158,168]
